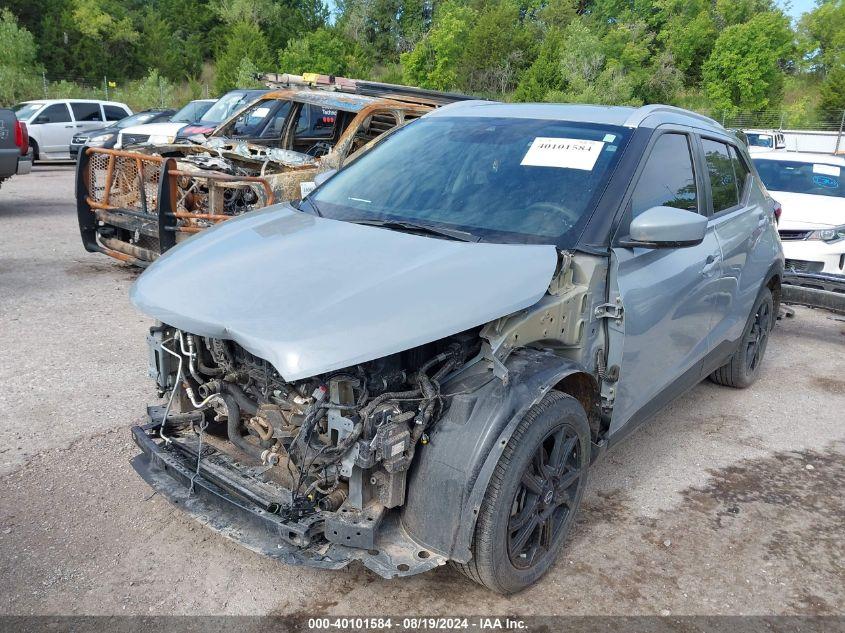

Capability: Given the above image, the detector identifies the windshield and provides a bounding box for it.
[753,159,844,199]
[172,100,213,123]
[747,133,773,148]
[13,103,43,120]
[311,117,630,246]
[200,93,257,124]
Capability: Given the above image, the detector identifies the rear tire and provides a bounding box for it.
[28,139,39,162]
[709,287,774,388]
[455,391,591,594]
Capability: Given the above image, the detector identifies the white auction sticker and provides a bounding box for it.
[299,181,316,198]
[813,163,841,177]
[521,137,605,170]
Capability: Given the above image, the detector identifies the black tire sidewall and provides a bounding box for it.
[480,393,591,594]
[735,287,774,386]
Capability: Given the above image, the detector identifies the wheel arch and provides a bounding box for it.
[399,347,597,563]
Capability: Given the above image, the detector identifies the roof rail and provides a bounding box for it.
[260,72,475,107]
[624,104,723,129]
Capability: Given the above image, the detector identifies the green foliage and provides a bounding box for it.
[278,27,371,77]
[129,69,177,109]
[215,21,271,93]
[798,0,845,74]
[401,2,477,90]
[818,67,845,121]
[0,9,41,104]
[459,1,534,95]
[703,11,794,114]
[514,30,564,102]
[0,0,841,127]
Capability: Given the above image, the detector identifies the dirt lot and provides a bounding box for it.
[0,165,843,616]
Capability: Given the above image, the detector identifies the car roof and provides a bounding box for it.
[289,90,403,112]
[751,151,845,165]
[20,99,129,106]
[427,101,725,132]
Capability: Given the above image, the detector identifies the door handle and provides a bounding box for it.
[701,255,719,276]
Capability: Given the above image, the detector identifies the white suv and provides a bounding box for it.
[13,99,132,161]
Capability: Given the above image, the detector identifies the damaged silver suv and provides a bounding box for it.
[130,102,783,594]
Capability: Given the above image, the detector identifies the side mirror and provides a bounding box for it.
[622,206,707,248]
[314,168,337,187]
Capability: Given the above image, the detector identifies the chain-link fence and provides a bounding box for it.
[711,109,845,132]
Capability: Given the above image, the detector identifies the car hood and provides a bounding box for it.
[130,205,559,381]
[75,125,114,139]
[771,191,845,229]
[120,122,183,137]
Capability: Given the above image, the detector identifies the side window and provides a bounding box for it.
[71,102,103,121]
[729,145,751,200]
[37,103,72,123]
[702,138,739,213]
[294,104,336,139]
[104,105,127,121]
[351,111,399,153]
[631,133,698,217]
[259,102,292,139]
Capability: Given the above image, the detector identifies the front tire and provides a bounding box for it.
[709,286,774,388]
[456,391,591,594]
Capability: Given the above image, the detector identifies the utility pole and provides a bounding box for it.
[159,76,164,107]
[103,76,108,100]
[835,110,845,156]
[42,71,48,99]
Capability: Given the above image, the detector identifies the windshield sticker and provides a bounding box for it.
[603,133,616,143]
[299,181,316,198]
[521,138,605,170]
[812,175,839,189]
[813,163,841,177]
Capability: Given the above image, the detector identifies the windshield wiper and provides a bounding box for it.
[349,219,481,242]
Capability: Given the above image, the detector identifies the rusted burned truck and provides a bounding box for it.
[76,74,471,266]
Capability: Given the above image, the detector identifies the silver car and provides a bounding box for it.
[129,102,783,593]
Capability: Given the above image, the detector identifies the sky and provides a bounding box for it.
[779,0,817,21]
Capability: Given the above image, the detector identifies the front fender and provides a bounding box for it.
[399,348,594,562]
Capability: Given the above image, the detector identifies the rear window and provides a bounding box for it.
[747,133,773,148]
[753,159,844,199]
[13,103,45,120]
[104,105,129,121]
[71,102,103,121]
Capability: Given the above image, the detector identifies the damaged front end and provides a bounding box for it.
[135,326,482,577]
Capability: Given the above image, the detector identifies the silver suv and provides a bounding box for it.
[129,102,783,594]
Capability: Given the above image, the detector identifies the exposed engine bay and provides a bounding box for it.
[146,325,481,554]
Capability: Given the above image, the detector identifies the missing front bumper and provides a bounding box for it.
[130,423,445,578]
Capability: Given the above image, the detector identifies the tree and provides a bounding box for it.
[401,2,477,90]
[818,66,845,122]
[0,9,41,103]
[459,1,534,95]
[702,11,794,114]
[278,28,371,77]
[798,0,845,74]
[514,30,564,101]
[214,21,271,93]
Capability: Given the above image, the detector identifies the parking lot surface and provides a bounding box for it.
[1,165,843,615]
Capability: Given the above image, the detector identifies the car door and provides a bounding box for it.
[290,103,338,155]
[31,103,74,157]
[607,128,724,436]
[70,102,106,138]
[699,135,774,364]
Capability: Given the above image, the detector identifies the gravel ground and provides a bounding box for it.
[0,165,843,616]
